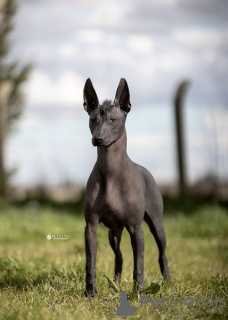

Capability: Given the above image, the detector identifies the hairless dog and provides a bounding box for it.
[83,78,170,297]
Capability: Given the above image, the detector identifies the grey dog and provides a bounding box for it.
[83,78,170,297]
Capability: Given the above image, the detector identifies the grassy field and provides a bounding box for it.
[0,202,227,319]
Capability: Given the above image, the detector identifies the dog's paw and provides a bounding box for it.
[85,288,98,298]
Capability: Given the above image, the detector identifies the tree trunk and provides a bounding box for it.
[0,81,12,197]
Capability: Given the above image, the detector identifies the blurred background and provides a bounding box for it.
[1,3,228,318]
[1,0,228,204]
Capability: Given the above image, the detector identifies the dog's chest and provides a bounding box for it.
[94,178,143,229]
[101,181,125,224]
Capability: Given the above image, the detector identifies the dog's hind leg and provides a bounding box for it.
[109,228,124,283]
[144,211,170,282]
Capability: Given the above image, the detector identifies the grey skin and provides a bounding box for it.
[83,78,170,297]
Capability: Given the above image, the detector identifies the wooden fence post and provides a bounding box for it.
[174,80,190,196]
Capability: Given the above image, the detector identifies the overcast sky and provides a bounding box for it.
[6,0,228,187]
[11,0,228,107]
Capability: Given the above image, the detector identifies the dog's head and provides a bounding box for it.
[83,78,131,147]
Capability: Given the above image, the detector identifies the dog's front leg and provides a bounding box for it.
[127,225,145,290]
[85,222,98,297]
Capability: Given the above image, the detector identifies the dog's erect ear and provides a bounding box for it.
[83,78,99,114]
[114,78,131,114]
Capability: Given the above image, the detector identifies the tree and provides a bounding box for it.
[0,0,31,197]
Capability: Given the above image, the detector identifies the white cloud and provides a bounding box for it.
[157,50,194,71]
[90,2,126,28]
[127,35,154,55]
[27,70,85,107]
[58,43,77,59]
[76,29,106,44]
[173,29,227,48]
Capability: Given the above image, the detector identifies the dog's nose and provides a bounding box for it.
[94,137,104,145]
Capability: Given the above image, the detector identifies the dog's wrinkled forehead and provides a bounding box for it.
[99,100,113,115]
[94,100,125,118]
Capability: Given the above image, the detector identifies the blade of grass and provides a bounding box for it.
[104,274,119,293]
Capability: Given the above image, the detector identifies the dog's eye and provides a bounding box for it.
[90,118,96,123]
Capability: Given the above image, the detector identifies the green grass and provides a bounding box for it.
[0,203,228,319]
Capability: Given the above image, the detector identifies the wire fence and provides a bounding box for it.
[185,96,228,199]
[126,93,228,200]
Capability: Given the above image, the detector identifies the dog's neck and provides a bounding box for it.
[97,128,129,176]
